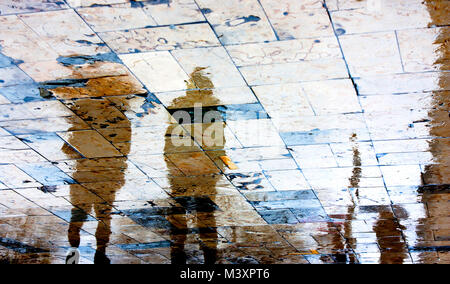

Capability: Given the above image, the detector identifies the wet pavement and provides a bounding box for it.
[0,0,449,264]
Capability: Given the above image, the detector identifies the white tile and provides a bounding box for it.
[226,37,342,66]
[120,51,189,92]
[340,32,403,76]
[239,58,348,86]
[143,0,205,25]
[196,0,277,44]
[0,164,42,188]
[397,27,448,73]
[261,0,335,40]
[77,3,157,32]
[100,23,220,53]
[252,83,314,118]
[301,79,361,115]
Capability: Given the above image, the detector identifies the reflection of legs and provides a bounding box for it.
[94,203,113,264]
[67,185,93,264]
[168,213,187,264]
[199,212,218,264]
[68,204,91,248]
[67,204,90,264]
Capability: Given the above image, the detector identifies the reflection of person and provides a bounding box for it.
[63,90,132,265]
[165,67,224,264]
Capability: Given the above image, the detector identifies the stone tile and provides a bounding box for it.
[142,0,205,25]
[274,113,367,136]
[0,136,29,151]
[0,101,74,122]
[330,142,379,167]
[0,94,10,104]
[120,51,189,92]
[265,170,310,191]
[0,116,91,135]
[290,145,338,169]
[17,163,76,187]
[195,0,277,44]
[301,79,361,115]
[77,3,157,32]
[397,27,450,73]
[0,67,33,88]
[360,93,434,114]
[63,98,130,129]
[66,0,125,7]
[330,0,431,34]
[100,23,220,53]
[18,133,82,161]
[252,83,314,119]
[226,119,285,147]
[0,84,44,104]
[303,166,384,190]
[239,58,349,86]
[226,37,342,66]
[183,122,242,150]
[355,72,445,95]
[207,147,297,173]
[339,32,404,76]
[260,0,335,40]
[0,165,42,188]
[0,189,42,209]
[0,149,47,164]
[0,0,68,15]
[380,165,423,187]
[57,130,123,158]
[19,60,130,82]
[0,15,58,63]
[19,10,109,57]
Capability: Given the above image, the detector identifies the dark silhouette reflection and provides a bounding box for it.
[54,74,137,264]
[165,67,224,264]
[66,117,130,264]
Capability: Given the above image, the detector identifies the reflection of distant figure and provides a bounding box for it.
[326,134,360,264]
[165,67,224,264]
[64,93,132,265]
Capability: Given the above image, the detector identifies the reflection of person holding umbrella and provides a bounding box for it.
[165,67,224,264]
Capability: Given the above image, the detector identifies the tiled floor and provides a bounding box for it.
[0,0,448,264]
